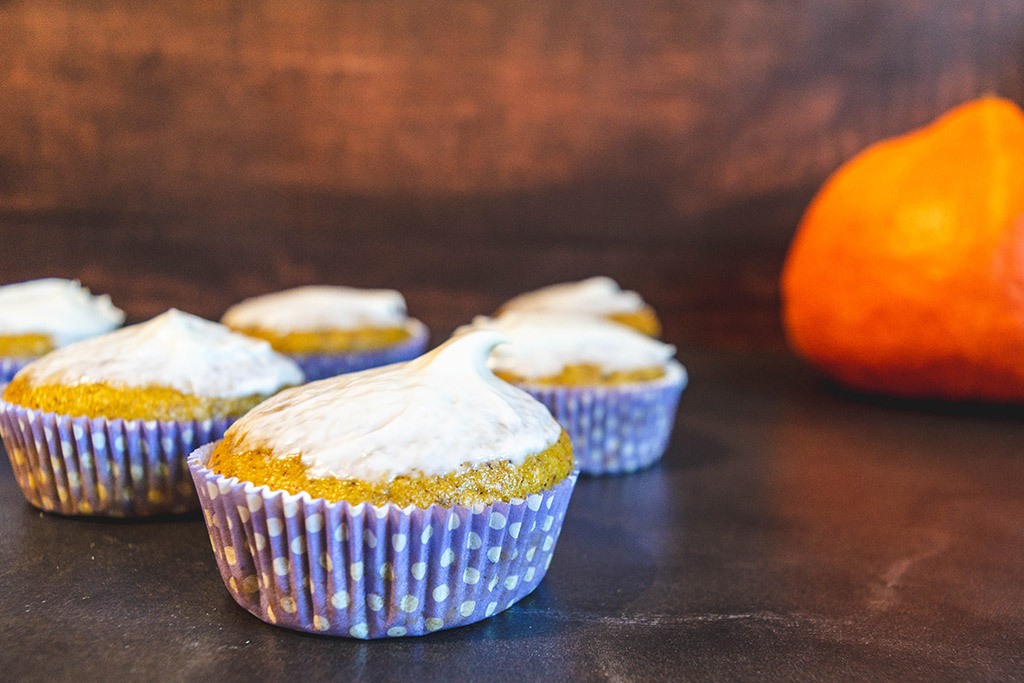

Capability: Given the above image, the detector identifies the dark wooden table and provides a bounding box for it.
[4,347,1023,681]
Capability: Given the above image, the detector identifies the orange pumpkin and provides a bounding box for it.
[782,97,1024,401]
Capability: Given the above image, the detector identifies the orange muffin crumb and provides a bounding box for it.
[209,430,574,507]
[228,325,412,354]
[606,306,661,337]
[495,364,666,387]
[2,378,279,421]
[0,334,54,357]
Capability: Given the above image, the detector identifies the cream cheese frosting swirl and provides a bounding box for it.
[0,278,125,347]
[222,331,562,482]
[18,309,304,397]
[500,276,646,316]
[222,285,410,332]
[458,312,676,380]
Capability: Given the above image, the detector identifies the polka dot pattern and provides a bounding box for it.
[517,360,686,474]
[189,441,578,639]
[0,399,233,517]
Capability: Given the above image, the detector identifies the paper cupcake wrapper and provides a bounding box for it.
[516,361,687,475]
[0,400,233,517]
[289,321,429,382]
[0,356,36,383]
[189,442,578,638]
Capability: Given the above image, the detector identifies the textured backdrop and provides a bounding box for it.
[2,0,1023,345]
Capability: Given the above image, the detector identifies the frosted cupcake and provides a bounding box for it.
[458,312,686,474]
[498,276,661,337]
[0,278,125,382]
[221,286,429,381]
[0,309,303,517]
[188,331,578,638]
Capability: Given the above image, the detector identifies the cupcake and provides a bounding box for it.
[0,278,125,382]
[498,276,661,337]
[221,285,429,381]
[458,312,686,475]
[188,331,578,638]
[0,309,303,517]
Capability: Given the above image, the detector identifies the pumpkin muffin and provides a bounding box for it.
[0,278,124,382]
[458,312,686,474]
[498,276,661,337]
[221,285,428,381]
[188,331,579,638]
[0,309,303,517]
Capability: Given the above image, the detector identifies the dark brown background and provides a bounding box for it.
[2,0,1024,347]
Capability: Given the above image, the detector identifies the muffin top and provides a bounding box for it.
[218,331,562,483]
[499,276,647,316]
[221,285,410,333]
[12,309,303,398]
[458,312,676,382]
[0,278,124,346]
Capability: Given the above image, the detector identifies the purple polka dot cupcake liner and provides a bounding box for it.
[0,356,35,383]
[289,321,429,381]
[188,442,578,639]
[515,361,687,475]
[0,399,233,517]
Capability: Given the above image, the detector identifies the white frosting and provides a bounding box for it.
[0,278,125,347]
[222,286,409,333]
[225,331,562,482]
[457,312,676,380]
[19,309,304,397]
[500,277,646,316]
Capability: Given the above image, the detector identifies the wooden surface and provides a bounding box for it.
[2,1,1024,346]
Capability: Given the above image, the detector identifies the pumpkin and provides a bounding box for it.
[782,97,1024,401]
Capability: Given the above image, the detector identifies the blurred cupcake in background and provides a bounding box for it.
[498,276,661,337]
[0,278,125,382]
[222,285,429,381]
[457,312,686,475]
[0,309,303,517]
[189,331,578,638]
